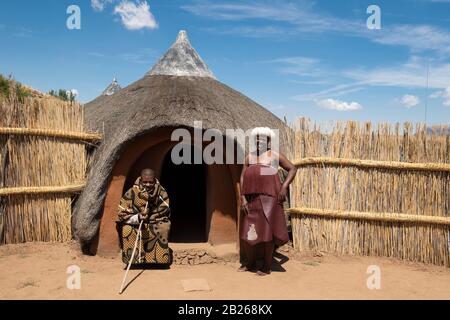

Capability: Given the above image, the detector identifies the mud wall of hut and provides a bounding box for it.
[288,118,450,266]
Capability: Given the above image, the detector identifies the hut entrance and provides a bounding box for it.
[95,127,241,256]
[160,145,207,242]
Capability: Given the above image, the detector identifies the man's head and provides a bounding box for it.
[140,168,156,191]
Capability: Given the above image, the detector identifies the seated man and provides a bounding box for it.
[116,168,172,265]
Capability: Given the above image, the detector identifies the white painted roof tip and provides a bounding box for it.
[102,77,122,96]
[176,30,188,43]
[147,30,216,79]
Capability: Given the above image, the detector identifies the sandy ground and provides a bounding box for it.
[0,241,449,300]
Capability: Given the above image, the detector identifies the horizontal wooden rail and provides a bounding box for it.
[288,207,450,227]
[0,127,102,143]
[293,157,450,173]
[0,183,86,196]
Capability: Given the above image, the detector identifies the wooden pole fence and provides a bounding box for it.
[0,183,86,196]
[293,157,450,173]
[0,127,102,143]
[288,207,450,227]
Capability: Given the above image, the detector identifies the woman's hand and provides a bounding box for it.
[241,196,249,215]
[278,186,288,203]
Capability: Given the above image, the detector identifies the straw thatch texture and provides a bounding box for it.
[0,87,87,244]
[290,118,450,266]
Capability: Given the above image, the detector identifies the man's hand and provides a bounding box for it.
[278,186,288,203]
[139,212,148,221]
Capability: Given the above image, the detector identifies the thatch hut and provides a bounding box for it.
[74,30,288,255]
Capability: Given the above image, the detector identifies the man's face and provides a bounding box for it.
[141,175,156,191]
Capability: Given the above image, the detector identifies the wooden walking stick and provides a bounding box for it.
[118,201,148,295]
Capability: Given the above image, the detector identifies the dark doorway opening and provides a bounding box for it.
[160,144,207,242]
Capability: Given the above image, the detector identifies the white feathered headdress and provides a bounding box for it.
[250,127,276,140]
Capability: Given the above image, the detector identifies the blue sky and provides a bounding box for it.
[1,0,450,125]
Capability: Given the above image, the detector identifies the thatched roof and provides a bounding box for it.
[74,31,287,245]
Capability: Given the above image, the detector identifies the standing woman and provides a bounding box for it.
[239,127,297,276]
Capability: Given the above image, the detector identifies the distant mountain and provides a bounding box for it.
[427,125,450,135]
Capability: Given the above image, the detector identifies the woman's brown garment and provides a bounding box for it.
[240,163,289,246]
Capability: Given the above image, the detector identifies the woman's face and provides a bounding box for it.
[256,134,270,153]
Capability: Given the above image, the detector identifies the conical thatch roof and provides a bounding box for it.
[101,77,122,96]
[74,31,287,245]
[147,30,216,79]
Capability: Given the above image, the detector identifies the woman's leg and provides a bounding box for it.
[257,241,274,276]
[238,242,256,271]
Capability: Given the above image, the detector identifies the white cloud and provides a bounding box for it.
[114,1,158,30]
[430,87,450,106]
[88,52,106,58]
[442,90,450,107]
[373,25,450,54]
[430,91,442,99]
[267,104,286,111]
[264,56,325,77]
[400,94,420,108]
[183,1,450,54]
[118,48,157,64]
[183,1,361,35]
[315,98,362,111]
[344,56,450,89]
[288,56,450,105]
[292,82,367,102]
[91,0,114,12]
[202,25,291,38]
[183,1,309,22]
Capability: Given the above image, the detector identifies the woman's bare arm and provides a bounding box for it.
[278,152,297,189]
[272,151,297,202]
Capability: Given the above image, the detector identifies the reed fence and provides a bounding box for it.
[289,118,450,266]
[0,87,100,244]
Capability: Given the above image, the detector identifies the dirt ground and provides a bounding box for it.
[0,241,449,300]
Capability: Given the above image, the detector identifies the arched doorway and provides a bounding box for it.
[95,127,242,256]
[160,144,207,242]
